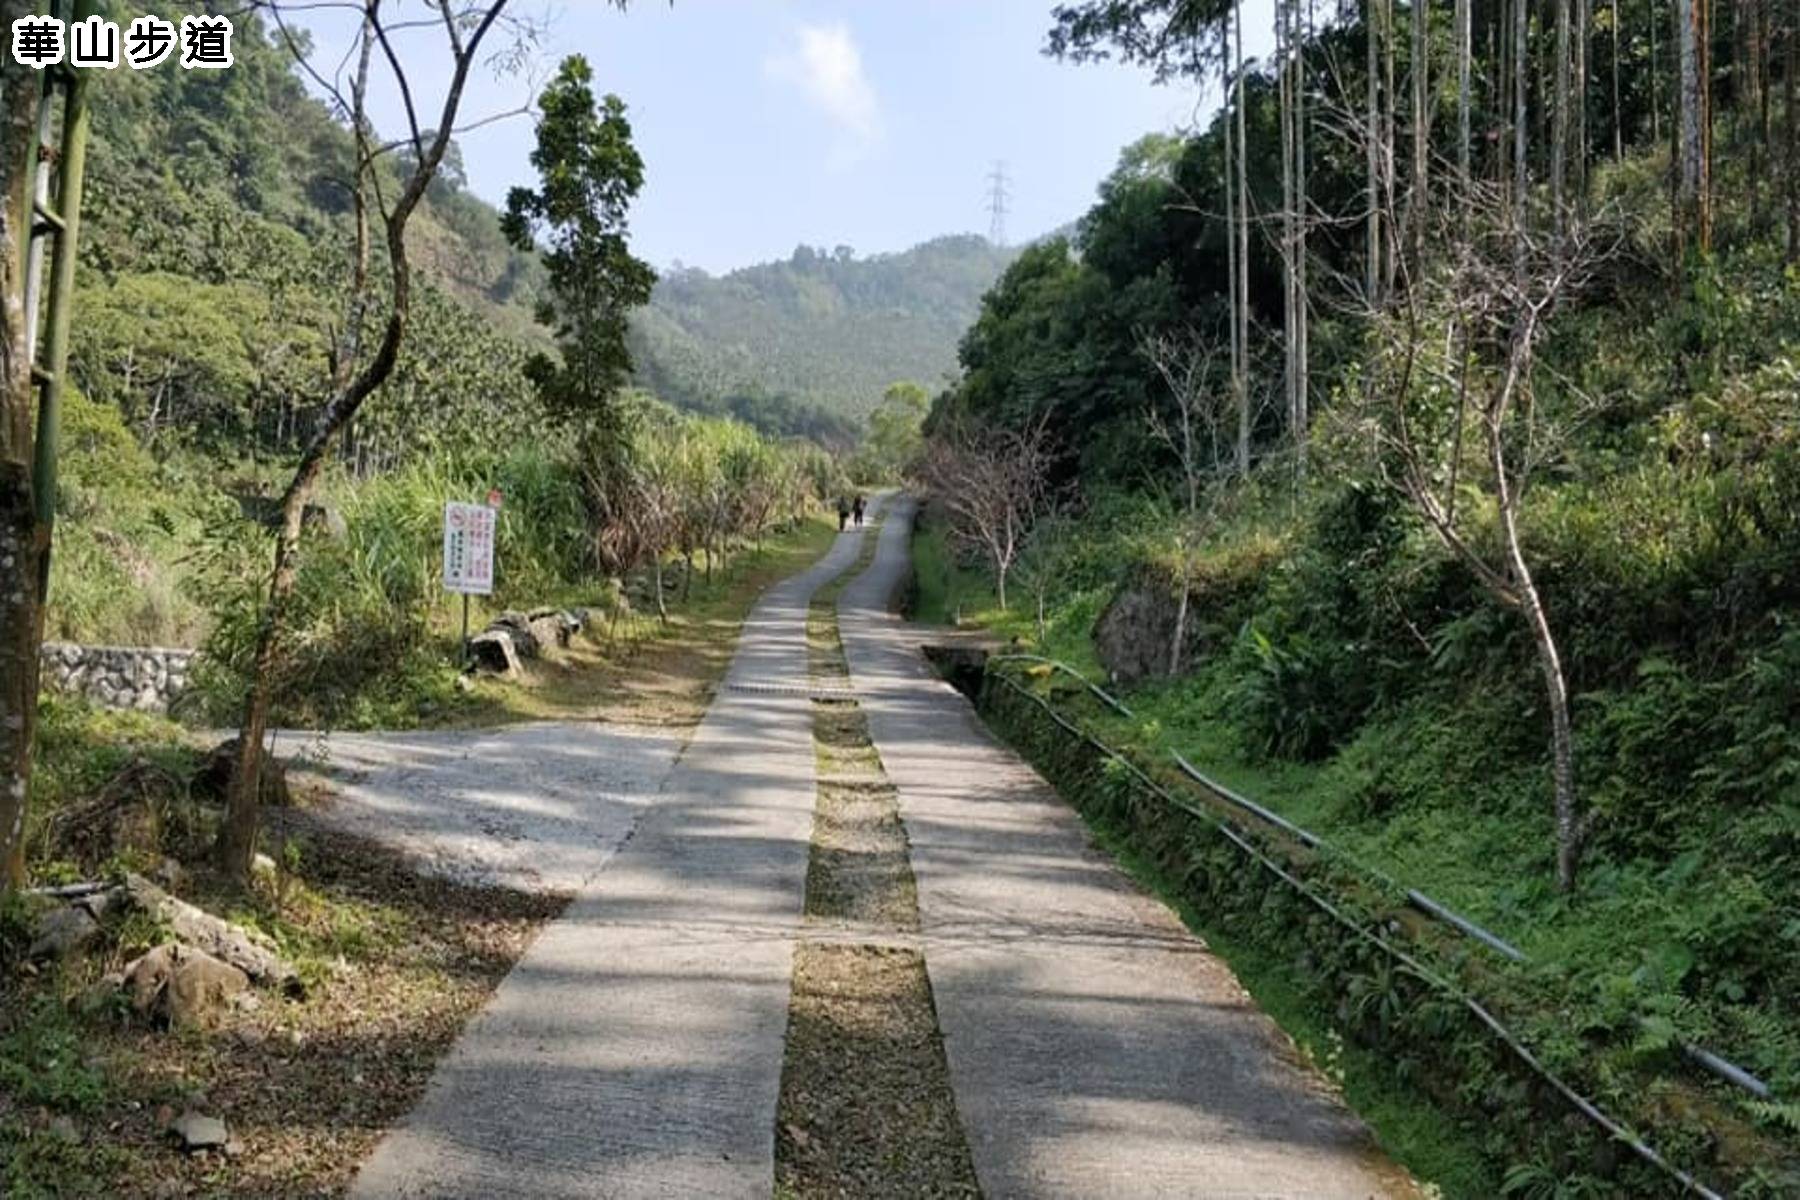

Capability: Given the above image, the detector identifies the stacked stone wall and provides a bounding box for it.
[40,643,195,713]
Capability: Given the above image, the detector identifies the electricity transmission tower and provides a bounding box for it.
[985,161,1011,247]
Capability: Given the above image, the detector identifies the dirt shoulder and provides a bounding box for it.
[2,815,565,1198]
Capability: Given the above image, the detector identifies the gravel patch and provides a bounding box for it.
[775,944,980,1200]
[812,703,883,779]
[282,722,683,893]
[806,777,917,932]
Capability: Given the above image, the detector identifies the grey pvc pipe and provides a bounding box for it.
[992,675,1726,1200]
[1171,752,1323,848]
[988,654,1136,718]
[1403,888,1529,962]
[1679,1040,1773,1100]
[1168,751,1772,1100]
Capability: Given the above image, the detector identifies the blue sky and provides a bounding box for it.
[296,1,1265,274]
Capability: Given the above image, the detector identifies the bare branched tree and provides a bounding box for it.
[221,0,538,882]
[1353,179,1616,892]
[1013,504,1075,646]
[914,417,1055,612]
[1140,329,1240,676]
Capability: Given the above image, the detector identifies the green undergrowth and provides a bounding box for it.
[23,697,203,881]
[363,508,844,731]
[976,675,1789,1196]
[913,456,1800,1193]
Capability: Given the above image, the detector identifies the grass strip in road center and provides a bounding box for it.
[777,944,976,1199]
[774,538,980,1198]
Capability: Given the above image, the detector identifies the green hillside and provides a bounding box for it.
[630,236,1017,423]
[76,3,997,452]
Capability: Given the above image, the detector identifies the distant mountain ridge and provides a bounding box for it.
[629,235,1018,423]
[73,4,1014,448]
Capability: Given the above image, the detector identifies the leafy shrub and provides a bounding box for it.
[0,995,111,1112]
[1228,625,1348,761]
[47,389,209,645]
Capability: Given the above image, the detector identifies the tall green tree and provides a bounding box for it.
[503,55,656,428]
[862,381,930,479]
[1,0,47,888]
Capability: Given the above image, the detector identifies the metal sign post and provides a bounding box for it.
[444,500,497,665]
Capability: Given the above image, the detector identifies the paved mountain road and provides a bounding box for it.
[288,722,683,894]
[351,497,889,1198]
[345,495,1413,1199]
[839,497,1414,1199]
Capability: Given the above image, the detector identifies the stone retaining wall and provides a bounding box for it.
[40,642,196,713]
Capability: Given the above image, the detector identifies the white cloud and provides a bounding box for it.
[766,22,881,159]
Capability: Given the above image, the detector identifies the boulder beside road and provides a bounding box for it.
[123,943,250,1030]
[123,873,299,993]
[467,607,586,675]
[469,629,523,677]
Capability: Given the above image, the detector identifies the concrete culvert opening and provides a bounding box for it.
[922,645,987,699]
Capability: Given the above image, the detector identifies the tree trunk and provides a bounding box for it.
[1576,0,1589,214]
[1493,426,1581,892]
[1555,0,1572,243]
[1515,0,1530,259]
[1701,0,1713,249]
[1225,16,1249,475]
[1521,548,1580,892]
[1788,5,1798,258]
[1755,0,1770,157]
[1384,0,1400,292]
[335,19,375,396]
[1368,0,1384,302]
[1168,548,1192,677]
[3,10,86,887]
[0,44,38,882]
[1459,0,1473,198]
[1280,0,1295,455]
[1409,0,1429,268]
[1652,0,1663,144]
[1500,0,1512,192]
[1677,0,1710,251]
[219,477,318,877]
[1280,0,1311,473]
[1295,0,1310,472]
[1234,0,1252,471]
[1613,0,1624,159]
[653,553,668,623]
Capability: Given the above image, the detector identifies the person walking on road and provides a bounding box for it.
[852,495,866,528]
[837,496,850,532]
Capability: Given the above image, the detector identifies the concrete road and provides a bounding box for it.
[352,499,886,1199]
[836,496,1415,1200]
[350,491,1413,1200]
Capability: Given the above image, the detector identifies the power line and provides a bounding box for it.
[985,160,1011,247]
